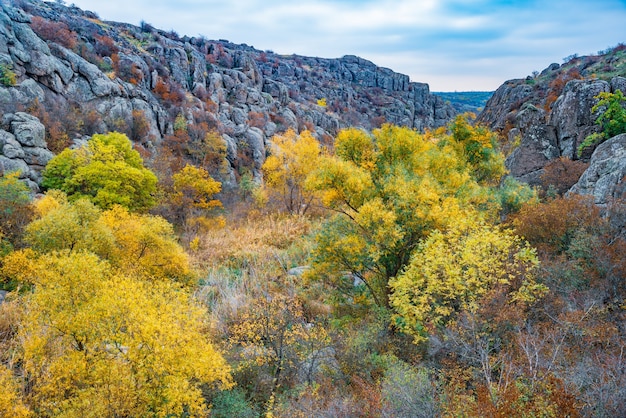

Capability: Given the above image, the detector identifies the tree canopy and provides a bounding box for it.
[306,117,512,308]
[42,132,158,212]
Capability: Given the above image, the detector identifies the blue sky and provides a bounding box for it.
[66,0,626,91]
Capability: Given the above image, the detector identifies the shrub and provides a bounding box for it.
[540,156,589,196]
[0,63,16,87]
[29,16,78,50]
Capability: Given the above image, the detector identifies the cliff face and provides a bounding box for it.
[0,0,455,190]
[477,50,626,187]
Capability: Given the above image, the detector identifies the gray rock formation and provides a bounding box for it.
[569,133,626,205]
[505,103,559,185]
[0,0,457,190]
[0,112,53,190]
[479,70,625,187]
[549,79,609,159]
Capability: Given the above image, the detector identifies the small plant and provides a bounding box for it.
[578,89,626,157]
[0,63,16,86]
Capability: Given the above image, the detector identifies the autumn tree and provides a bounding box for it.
[169,164,223,234]
[3,250,231,417]
[229,294,329,413]
[390,218,544,344]
[25,192,194,284]
[306,118,513,308]
[42,132,157,212]
[262,129,323,215]
[0,172,32,248]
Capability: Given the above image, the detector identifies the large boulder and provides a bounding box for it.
[505,104,559,185]
[0,112,53,190]
[569,133,626,205]
[549,79,609,159]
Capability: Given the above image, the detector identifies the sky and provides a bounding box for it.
[65,0,626,92]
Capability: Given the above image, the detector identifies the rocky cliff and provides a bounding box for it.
[477,45,626,204]
[0,0,455,190]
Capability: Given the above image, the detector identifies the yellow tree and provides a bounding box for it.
[262,129,323,215]
[229,294,329,413]
[5,250,232,417]
[0,363,30,417]
[170,164,223,235]
[25,192,193,284]
[389,218,545,343]
[306,119,511,308]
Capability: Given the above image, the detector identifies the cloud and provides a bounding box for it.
[66,0,626,90]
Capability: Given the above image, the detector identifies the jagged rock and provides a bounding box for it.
[477,80,533,130]
[0,0,457,188]
[549,79,609,158]
[0,112,53,191]
[505,104,559,185]
[3,112,46,147]
[569,133,626,205]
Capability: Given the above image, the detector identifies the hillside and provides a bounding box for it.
[1,2,626,417]
[433,91,493,114]
[477,45,626,188]
[0,0,455,191]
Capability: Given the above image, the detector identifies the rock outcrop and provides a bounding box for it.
[478,57,625,187]
[569,133,626,206]
[0,0,456,189]
[0,112,53,190]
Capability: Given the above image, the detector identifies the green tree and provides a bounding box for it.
[42,132,157,212]
[578,89,626,156]
[0,172,32,247]
[306,118,509,308]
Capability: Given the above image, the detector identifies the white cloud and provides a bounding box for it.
[65,0,626,90]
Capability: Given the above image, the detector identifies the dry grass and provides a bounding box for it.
[192,212,319,334]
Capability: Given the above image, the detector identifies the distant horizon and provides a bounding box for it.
[64,0,626,92]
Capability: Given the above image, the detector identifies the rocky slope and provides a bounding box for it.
[477,48,626,187]
[476,48,626,229]
[0,0,455,190]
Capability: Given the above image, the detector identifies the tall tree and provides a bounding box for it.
[306,118,510,308]
[262,129,323,215]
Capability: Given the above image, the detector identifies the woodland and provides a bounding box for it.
[0,2,625,417]
[1,109,625,417]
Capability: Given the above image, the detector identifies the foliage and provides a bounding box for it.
[496,175,537,216]
[511,194,602,254]
[5,250,231,417]
[29,16,78,50]
[380,360,438,418]
[0,172,32,247]
[306,117,507,308]
[42,132,157,211]
[25,192,194,284]
[578,89,626,156]
[229,294,329,398]
[262,129,323,215]
[539,156,589,197]
[390,219,544,343]
[0,363,30,417]
[0,62,17,86]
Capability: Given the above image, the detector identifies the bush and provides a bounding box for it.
[0,63,16,87]
[30,16,78,50]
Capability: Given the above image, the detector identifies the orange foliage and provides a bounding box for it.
[30,16,77,50]
[512,194,602,254]
[540,156,589,196]
[544,68,582,111]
